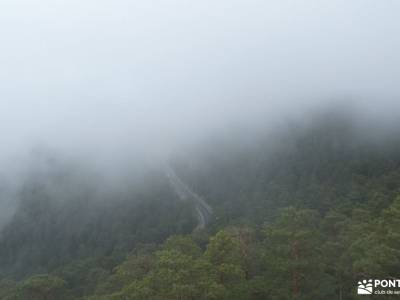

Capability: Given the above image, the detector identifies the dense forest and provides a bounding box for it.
[1,112,400,299]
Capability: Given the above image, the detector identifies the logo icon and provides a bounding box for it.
[358,279,373,295]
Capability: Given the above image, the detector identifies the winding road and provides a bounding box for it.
[165,166,213,230]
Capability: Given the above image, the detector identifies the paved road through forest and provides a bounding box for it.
[165,166,213,230]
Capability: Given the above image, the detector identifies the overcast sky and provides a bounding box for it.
[0,0,400,162]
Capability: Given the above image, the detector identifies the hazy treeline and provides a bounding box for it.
[1,111,400,299]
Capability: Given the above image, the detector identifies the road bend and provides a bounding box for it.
[165,166,213,230]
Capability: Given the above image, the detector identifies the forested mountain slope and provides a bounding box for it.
[1,113,400,299]
[174,113,400,224]
[0,157,196,279]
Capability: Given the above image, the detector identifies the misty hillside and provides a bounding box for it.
[0,157,196,278]
[2,0,400,298]
[1,113,400,299]
[173,112,400,225]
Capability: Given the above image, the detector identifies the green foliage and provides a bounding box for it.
[19,274,67,300]
[0,171,196,278]
[163,235,202,258]
[0,279,18,300]
[263,208,335,299]
[2,116,400,299]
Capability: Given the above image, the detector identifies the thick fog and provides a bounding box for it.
[0,0,399,219]
[1,0,400,162]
